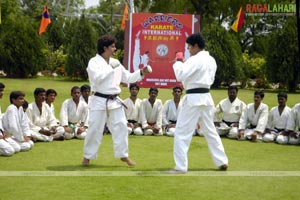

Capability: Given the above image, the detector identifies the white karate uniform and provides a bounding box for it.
[263,106,292,143]
[162,99,182,136]
[2,104,34,151]
[239,102,269,140]
[142,98,163,136]
[26,102,64,142]
[46,103,59,124]
[172,50,228,172]
[83,55,143,160]
[282,103,300,145]
[123,97,145,135]
[214,97,246,137]
[0,119,15,156]
[60,98,89,139]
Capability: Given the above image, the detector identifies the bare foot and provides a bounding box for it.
[121,157,136,167]
[82,158,90,166]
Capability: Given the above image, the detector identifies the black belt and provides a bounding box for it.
[275,127,285,132]
[222,120,237,127]
[94,92,127,110]
[94,92,118,99]
[169,120,177,124]
[186,88,209,94]
[249,124,257,129]
[128,120,138,124]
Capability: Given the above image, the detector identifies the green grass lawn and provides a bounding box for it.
[0,78,300,200]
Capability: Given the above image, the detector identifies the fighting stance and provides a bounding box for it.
[170,33,228,173]
[82,35,151,166]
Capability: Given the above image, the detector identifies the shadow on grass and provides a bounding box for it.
[47,164,123,171]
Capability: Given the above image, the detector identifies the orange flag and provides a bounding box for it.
[39,5,51,35]
[121,3,129,30]
[231,6,244,32]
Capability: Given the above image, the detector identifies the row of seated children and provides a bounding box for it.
[123,84,300,146]
[0,83,90,156]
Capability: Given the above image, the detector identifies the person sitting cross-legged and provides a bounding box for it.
[26,88,65,142]
[123,83,145,136]
[162,86,183,137]
[263,92,292,143]
[2,91,34,151]
[237,90,268,142]
[142,87,163,136]
[60,86,89,140]
[214,85,246,138]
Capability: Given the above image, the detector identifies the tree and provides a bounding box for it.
[65,14,96,80]
[266,17,299,92]
[202,23,243,87]
[0,1,45,78]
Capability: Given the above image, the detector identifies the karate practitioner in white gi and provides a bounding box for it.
[281,103,300,145]
[238,90,269,142]
[26,88,65,142]
[0,83,21,155]
[80,84,91,105]
[60,86,89,140]
[123,83,145,136]
[162,86,183,137]
[2,91,34,151]
[214,85,246,138]
[142,87,163,136]
[82,35,151,166]
[263,92,292,143]
[170,33,228,173]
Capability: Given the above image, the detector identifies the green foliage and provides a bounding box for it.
[266,17,299,92]
[202,23,243,87]
[0,11,45,77]
[242,50,267,87]
[44,45,67,74]
[65,14,96,80]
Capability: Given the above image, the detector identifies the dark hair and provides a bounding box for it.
[0,82,5,89]
[22,100,29,110]
[10,91,25,104]
[80,84,91,92]
[97,35,117,55]
[254,90,264,99]
[46,89,57,96]
[228,85,238,92]
[186,33,205,49]
[129,83,140,90]
[34,88,46,96]
[71,86,80,93]
[173,86,183,92]
[277,92,287,99]
[149,87,158,93]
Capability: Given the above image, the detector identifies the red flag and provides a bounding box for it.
[231,6,244,32]
[121,3,129,30]
[39,5,51,35]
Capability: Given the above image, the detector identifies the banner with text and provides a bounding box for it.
[125,13,199,88]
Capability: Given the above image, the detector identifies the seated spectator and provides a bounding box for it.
[45,89,58,116]
[26,88,65,142]
[278,102,300,145]
[263,92,292,143]
[60,86,89,139]
[238,90,268,142]
[0,83,16,156]
[142,87,163,136]
[80,84,91,105]
[162,86,183,137]
[214,85,246,138]
[0,120,16,156]
[123,83,145,136]
[2,91,34,151]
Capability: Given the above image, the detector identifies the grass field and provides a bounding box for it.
[0,78,300,200]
